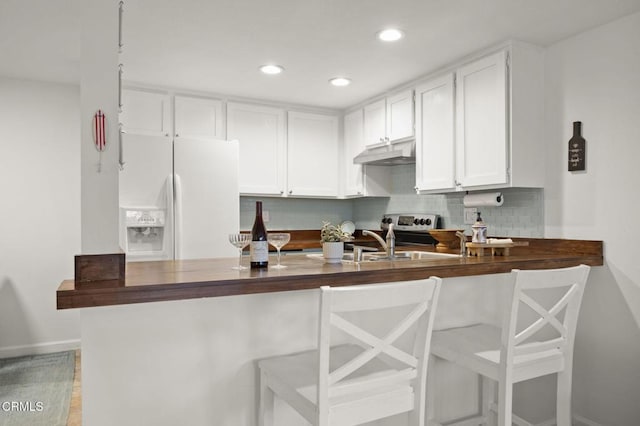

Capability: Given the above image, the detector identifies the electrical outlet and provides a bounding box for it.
[464,207,477,225]
[263,210,270,223]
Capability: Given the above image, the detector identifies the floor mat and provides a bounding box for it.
[0,350,75,426]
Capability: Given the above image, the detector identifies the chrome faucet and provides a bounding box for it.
[455,231,467,256]
[362,224,395,258]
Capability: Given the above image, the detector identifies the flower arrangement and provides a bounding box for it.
[320,221,354,243]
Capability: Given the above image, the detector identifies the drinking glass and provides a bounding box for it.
[267,233,291,269]
[229,233,251,270]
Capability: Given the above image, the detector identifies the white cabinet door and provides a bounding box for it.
[287,111,339,197]
[363,99,387,146]
[343,109,365,197]
[120,88,171,137]
[455,50,508,188]
[226,102,286,196]
[363,91,414,146]
[386,89,414,141]
[415,74,456,192]
[174,95,223,140]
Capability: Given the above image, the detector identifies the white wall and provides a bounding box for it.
[0,77,81,357]
[80,0,120,253]
[543,11,640,425]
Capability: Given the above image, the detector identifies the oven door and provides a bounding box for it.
[389,230,438,247]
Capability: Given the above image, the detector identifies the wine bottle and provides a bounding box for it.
[568,121,586,171]
[250,201,269,269]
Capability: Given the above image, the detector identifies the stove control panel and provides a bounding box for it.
[380,213,439,232]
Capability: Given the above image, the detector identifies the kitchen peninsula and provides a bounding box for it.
[58,238,601,309]
[58,238,602,426]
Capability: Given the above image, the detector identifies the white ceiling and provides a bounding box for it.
[2,0,640,110]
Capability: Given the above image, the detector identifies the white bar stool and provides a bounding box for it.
[428,265,590,426]
[258,277,442,426]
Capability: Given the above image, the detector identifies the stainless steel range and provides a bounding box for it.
[380,213,441,246]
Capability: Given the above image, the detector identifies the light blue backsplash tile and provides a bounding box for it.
[439,188,544,237]
[240,164,544,237]
[352,197,389,230]
[240,197,354,231]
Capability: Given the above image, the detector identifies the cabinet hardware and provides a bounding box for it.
[288,190,293,195]
[118,123,125,170]
[118,1,124,52]
[118,64,123,112]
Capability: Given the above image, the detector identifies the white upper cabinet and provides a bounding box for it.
[363,90,414,147]
[287,111,339,197]
[386,90,414,141]
[415,43,544,193]
[363,99,387,146]
[120,88,172,137]
[174,95,224,140]
[455,50,508,188]
[343,109,365,196]
[227,104,341,199]
[415,73,456,192]
[226,102,286,196]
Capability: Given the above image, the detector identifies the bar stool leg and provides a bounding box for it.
[497,377,513,426]
[482,376,497,425]
[556,369,573,426]
[259,370,274,426]
[426,355,438,426]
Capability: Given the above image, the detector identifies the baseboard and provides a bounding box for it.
[572,414,605,426]
[0,339,81,359]
[534,414,604,426]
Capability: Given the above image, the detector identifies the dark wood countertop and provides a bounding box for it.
[57,238,603,310]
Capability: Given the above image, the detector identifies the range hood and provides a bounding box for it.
[353,139,415,166]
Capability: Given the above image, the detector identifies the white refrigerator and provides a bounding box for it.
[119,134,239,261]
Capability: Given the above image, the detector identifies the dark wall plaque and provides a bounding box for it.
[568,121,586,171]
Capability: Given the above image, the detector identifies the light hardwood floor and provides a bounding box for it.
[67,349,81,426]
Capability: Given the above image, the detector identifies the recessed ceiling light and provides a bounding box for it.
[259,64,284,75]
[329,77,352,87]
[377,28,404,42]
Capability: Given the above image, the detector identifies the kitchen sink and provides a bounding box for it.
[341,250,461,262]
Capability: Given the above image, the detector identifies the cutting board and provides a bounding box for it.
[465,241,529,257]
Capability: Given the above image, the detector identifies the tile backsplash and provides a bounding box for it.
[241,164,544,238]
[240,197,353,230]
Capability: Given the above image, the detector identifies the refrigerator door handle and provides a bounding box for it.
[174,173,183,260]
[165,173,174,260]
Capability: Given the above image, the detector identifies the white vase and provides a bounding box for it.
[322,242,344,264]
